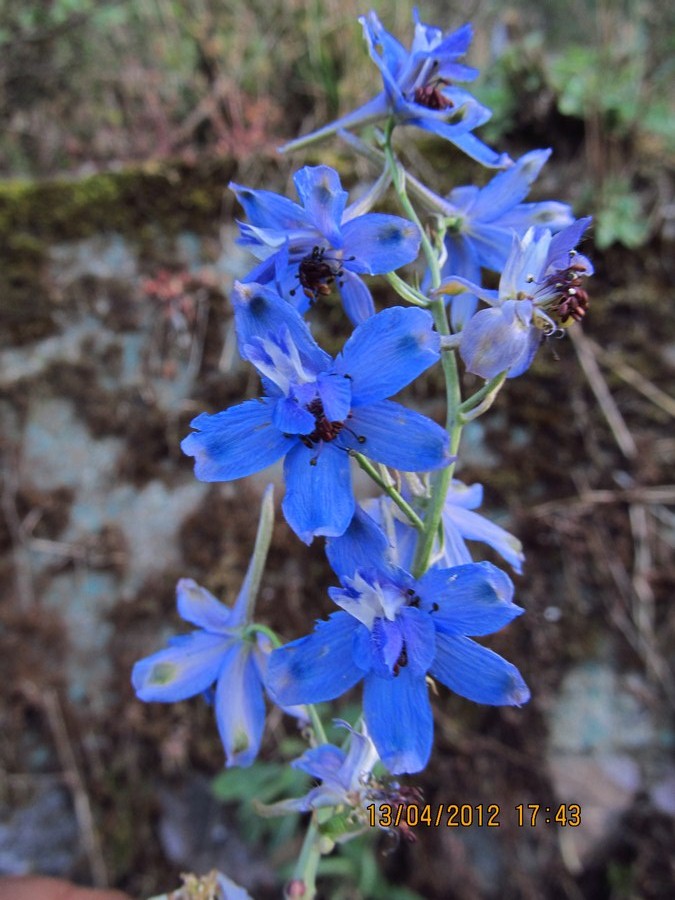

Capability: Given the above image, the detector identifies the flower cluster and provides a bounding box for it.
[132,9,592,894]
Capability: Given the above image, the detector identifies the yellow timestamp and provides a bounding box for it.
[515,803,581,826]
[367,802,582,829]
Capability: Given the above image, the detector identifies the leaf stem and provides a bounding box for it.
[352,452,424,530]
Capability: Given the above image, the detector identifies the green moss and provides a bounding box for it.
[0,157,240,244]
[0,157,243,346]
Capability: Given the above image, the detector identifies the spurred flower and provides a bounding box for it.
[132,578,271,768]
[281,12,510,169]
[436,218,593,378]
[182,294,450,543]
[232,165,420,324]
[412,149,574,328]
[267,510,529,774]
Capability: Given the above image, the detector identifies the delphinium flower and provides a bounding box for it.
[260,721,380,817]
[267,510,529,774]
[132,487,278,768]
[437,217,593,379]
[133,579,271,767]
[282,11,511,169]
[367,478,524,573]
[182,294,450,543]
[411,149,574,329]
[231,164,421,324]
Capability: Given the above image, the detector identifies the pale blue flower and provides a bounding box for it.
[232,164,420,324]
[281,11,510,169]
[438,218,593,378]
[133,578,270,768]
[413,149,574,328]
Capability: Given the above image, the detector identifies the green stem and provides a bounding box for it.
[382,121,440,288]
[290,815,322,899]
[352,452,424,530]
[307,705,328,745]
[239,484,275,622]
[380,126,465,578]
[244,622,282,648]
[458,372,507,422]
[412,297,462,578]
[385,271,429,307]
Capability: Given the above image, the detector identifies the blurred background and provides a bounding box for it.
[0,0,673,897]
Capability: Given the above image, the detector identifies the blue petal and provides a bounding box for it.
[418,562,523,635]
[341,214,421,275]
[339,400,451,472]
[470,149,552,222]
[440,234,481,330]
[430,634,530,706]
[292,744,346,781]
[335,307,440,407]
[459,301,541,380]
[399,606,436,674]
[326,506,393,580]
[176,578,234,632]
[370,618,404,677]
[337,269,376,325]
[443,130,513,169]
[438,519,473,567]
[231,281,331,372]
[230,182,308,230]
[545,217,592,271]
[317,372,352,422]
[282,442,354,543]
[445,506,524,573]
[215,645,266,767]
[272,397,315,435]
[293,166,347,246]
[499,201,574,233]
[266,613,363,706]
[363,668,432,774]
[182,399,290,481]
[467,224,515,272]
[132,632,230,702]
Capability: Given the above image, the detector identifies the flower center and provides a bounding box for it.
[292,246,344,302]
[542,260,591,326]
[301,397,345,446]
[414,80,453,110]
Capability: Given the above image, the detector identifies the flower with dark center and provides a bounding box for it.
[231,165,421,325]
[182,291,450,543]
[435,218,593,379]
[267,508,529,774]
[281,11,511,169]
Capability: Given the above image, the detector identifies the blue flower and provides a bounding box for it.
[281,11,510,169]
[132,578,271,768]
[367,479,524,573]
[266,510,529,774]
[438,217,593,379]
[182,295,450,543]
[413,149,574,329]
[260,721,381,817]
[232,165,421,324]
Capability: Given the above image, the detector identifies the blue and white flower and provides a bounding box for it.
[437,217,593,379]
[182,294,450,543]
[267,510,529,774]
[412,149,574,329]
[132,578,272,768]
[232,164,420,324]
[281,11,510,169]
